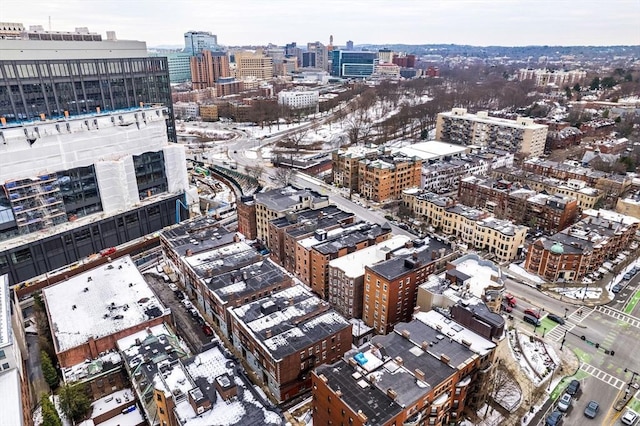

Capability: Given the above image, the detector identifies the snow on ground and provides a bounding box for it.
[508,263,545,284]
[459,404,505,426]
[508,330,558,387]
[551,287,602,301]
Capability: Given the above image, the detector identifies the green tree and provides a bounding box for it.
[602,109,610,119]
[601,76,617,88]
[590,77,600,90]
[564,86,572,99]
[58,383,91,423]
[41,350,59,389]
[573,83,581,92]
[41,394,62,426]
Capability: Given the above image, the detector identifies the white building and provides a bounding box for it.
[436,108,548,158]
[173,101,200,119]
[518,68,587,87]
[0,274,27,426]
[277,89,319,112]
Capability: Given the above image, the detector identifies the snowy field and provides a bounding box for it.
[508,330,559,387]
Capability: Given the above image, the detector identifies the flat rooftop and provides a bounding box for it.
[184,241,262,279]
[329,235,410,278]
[368,237,452,281]
[254,186,327,212]
[316,360,403,425]
[394,140,469,161]
[414,310,497,356]
[206,259,290,304]
[231,284,351,360]
[177,344,282,425]
[0,274,10,347]
[160,216,237,257]
[448,254,503,299]
[44,256,167,353]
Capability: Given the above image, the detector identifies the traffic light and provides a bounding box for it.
[595,343,600,349]
[611,350,615,356]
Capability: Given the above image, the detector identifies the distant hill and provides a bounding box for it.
[352,44,640,60]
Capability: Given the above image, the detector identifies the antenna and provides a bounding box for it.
[48,16,51,31]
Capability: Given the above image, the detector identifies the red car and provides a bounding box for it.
[202,325,213,337]
[524,308,541,319]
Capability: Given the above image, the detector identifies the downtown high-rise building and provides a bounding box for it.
[190,50,230,89]
[0,26,189,285]
[183,30,218,53]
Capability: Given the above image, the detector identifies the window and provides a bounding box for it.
[2,363,9,370]
[0,350,5,359]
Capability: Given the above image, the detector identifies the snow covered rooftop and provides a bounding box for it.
[582,208,640,226]
[184,241,261,278]
[89,389,137,423]
[0,368,22,426]
[231,284,350,360]
[329,235,410,278]
[0,274,10,347]
[44,256,167,353]
[448,254,503,299]
[394,140,468,160]
[414,310,496,356]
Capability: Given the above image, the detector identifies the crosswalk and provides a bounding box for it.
[595,305,640,328]
[545,307,593,342]
[580,362,626,389]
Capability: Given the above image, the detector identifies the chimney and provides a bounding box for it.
[265,329,272,338]
[440,354,451,364]
[401,329,411,339]
[357,410,368,422]
[414,369,425,381]
[336,390,342,397]
[421,341,429,351]
[461,339,472,348]
[413,252,418,260]
[387,389,398,400]
[394,356,403,366]
[319,374,328,383]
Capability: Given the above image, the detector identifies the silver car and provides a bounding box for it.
[557,393,571,412]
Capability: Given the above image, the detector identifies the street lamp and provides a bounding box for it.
[582,282,590,302]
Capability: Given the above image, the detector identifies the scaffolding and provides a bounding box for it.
[5,173,67,234]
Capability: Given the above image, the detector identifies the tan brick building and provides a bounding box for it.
[190,50,230,89]
[234,51,273,80]
[358,155,422,202]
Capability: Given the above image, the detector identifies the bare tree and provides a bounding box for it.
[245,164,265,181]
[273,167,295,187]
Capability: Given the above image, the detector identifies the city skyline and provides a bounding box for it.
[1,0,639,48]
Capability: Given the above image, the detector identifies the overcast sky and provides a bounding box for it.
[2,0,639,48]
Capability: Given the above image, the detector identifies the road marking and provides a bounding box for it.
[595,305,640,328]
[546,322,574,342]
[580,363,626,390]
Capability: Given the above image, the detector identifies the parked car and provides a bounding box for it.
[174,290,185,300]
[504,293,517,307]
[546,410,563,426]
[548,313,565,325]
[189,308,199,318]
[566,379,580,395]
[524,308,541,319]
[622,409,638,425]
[523,314,541,326]
[168,283,178,292]
[202,324,214,336]
[182,299,193,309]
[557,393,572,412]
[501,302,513,313]
[624,272,633,280]
[612,284,623,293]
[584,400,599,419]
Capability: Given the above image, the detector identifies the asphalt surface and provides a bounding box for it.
[143,270,213,353]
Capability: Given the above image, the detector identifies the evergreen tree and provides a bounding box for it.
[40,394,62,426]
[41,351,59,389]
[58,383,91,423]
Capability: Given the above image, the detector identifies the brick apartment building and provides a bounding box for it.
[267,205,355,271]
[490,167,603,210]
[358,155,422,202]
[458,176,579,232]
[237,187,329,245]
[228,284,351,403]
[312,309,497,426]
[298,222,392,298]
[43,256,170,368]
[525,209,639,282]
[362,238,455,334]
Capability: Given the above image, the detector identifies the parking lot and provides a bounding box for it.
[143,269,214,353]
